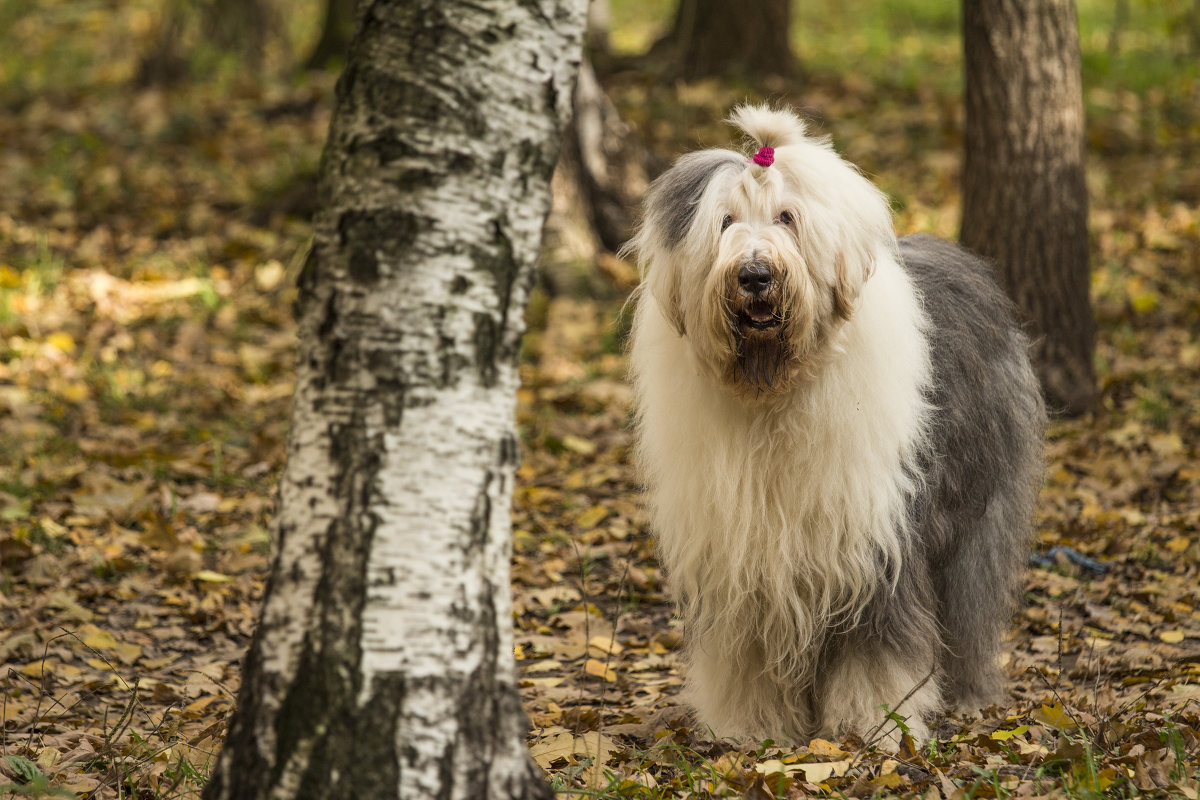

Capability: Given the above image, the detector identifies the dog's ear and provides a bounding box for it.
[648,264,687,336]
[832,249,875,321]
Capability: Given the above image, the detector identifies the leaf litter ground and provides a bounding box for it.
[2,27,1200,800]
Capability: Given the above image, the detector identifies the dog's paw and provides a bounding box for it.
[854,714,930,754]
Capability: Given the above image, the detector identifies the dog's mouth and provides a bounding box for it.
[738,299,781,331]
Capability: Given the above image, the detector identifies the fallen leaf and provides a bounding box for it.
[194,569,235,583]
[583,658,617,682]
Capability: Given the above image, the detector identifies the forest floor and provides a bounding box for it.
[2,7,1200,800]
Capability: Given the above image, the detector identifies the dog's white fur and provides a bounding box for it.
[628,106,940,745]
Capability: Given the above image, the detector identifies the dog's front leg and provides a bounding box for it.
[818,648,940,751]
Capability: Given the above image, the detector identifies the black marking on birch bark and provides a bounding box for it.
[473,312,499,388]
[316,288,338,342]
[364,68,442,128]
[294,247,319,320]
[267,418,381,795]
[325,335,350,385]
[333,56,358,104]
[199,563,283,798]
[365,349,407,427]
[468,470,494,551]
[499,432,520,467]
[453,583,502,796]
[437,333,458,388]
[453,565,551,800]
[353,134,419,163]
[469,219,522,388]
[301,672,405,800]
[338,209,420,285]
[436,739,455,800]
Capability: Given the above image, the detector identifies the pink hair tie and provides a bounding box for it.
[752,146,775,167]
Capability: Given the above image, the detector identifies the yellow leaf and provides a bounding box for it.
[583,658,617,682]
[0,264,21,287]
[185,695,221,713]
[807,738,850,758]
[80,626,119,651]
[193,569,234,583]
[21,661,54,677]
[871,772,905,789]
[1130,291,1158,314]
[1159,630,1184,644]
[55,663,83,680]
[46,331,76,354]
[1032,703,1080,731]
[561,435,596,455]
[520,676,565,688]
[114,641,143,665]
[710,752,747,779]
[588,635,623,655]
[991,725,1030,741]
[36,746,62,770]
[575,505,609,530]
[795,760,851,782]
[60,382,89,403]
[529,732,618,768]
[1164,536,1190,554]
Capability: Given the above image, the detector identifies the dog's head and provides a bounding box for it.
[628,105,897,397]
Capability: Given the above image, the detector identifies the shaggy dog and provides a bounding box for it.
[627,105,1046,748]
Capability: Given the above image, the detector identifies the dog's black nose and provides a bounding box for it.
[738,263,772,295]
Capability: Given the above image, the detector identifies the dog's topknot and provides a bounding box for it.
[728,104,808,151]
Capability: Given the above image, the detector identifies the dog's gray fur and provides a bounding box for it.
[819,234,1046,716]
[641,150,745,248]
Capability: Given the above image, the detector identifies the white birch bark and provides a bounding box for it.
[203,2,585,798]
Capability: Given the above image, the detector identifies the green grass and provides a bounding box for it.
[609,0,1200,98]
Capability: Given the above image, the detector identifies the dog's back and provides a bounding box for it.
[898,233,1047,711]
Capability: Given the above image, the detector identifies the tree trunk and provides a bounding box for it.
[587,0,611,58]
[551,57,653,257]
[137,0,274,84]
[201,1,585,798]
[304,0,357,71]
[136,0,191,86]
[655,0,795,80]
[206,0,272,71]
[961,0,1096,415]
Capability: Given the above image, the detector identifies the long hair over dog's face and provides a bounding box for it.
[629,106,897,398]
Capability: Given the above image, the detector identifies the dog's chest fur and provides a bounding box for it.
[631,250,933,670]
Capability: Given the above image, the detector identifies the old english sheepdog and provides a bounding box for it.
[626,105,1046,747]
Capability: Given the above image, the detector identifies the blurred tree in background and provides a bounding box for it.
[962,0,1096,415]
[138,0,280,85]
[649,0,795,79]
[303,0,355,71]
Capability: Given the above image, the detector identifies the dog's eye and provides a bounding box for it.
[721,215,733,232]
[777,210,795,226]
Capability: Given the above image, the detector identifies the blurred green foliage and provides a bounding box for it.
[608,0,1200,97]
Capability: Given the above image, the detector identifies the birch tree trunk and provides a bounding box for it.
[202,2,585,798]
[961,0,1096,415]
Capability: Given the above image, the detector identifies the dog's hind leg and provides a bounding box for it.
[933,492,1031,714]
